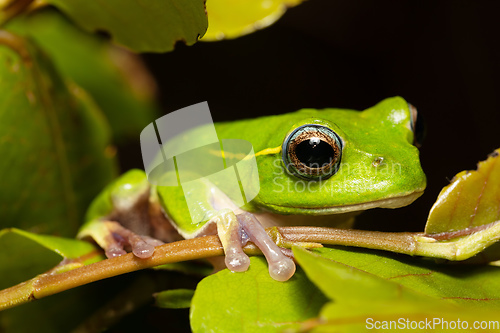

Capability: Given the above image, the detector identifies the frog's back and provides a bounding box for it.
[214,108,357,150]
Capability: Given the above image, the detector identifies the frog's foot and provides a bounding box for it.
[78,221,164,259]
[215,209,296,281]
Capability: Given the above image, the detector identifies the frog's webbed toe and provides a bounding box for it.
[214,209,296,281]
[120,231,158,259]
[214,209,251,272]
[79,221,164,259]
[237,213,296,281]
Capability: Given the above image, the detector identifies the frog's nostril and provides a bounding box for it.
[372,157,385,167]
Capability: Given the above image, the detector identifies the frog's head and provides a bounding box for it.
[253,96,426,215]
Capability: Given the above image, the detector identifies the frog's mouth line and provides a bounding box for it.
[263,191,425,215]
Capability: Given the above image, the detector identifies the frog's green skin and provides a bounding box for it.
[79,96,426,280]
[156,96,425,234]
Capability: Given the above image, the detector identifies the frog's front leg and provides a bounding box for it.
[237,212,296,281]
[214,209,250,271]
[195,182,295,281]
[212,208,296,281]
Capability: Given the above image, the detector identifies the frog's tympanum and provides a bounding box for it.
[78,97,426,281]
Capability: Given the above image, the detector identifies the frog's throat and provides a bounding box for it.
[261,190,424,215]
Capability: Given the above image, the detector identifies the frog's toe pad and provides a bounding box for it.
[269,258,296,282]
[127,234,164,259]
[105,247,127,258]
[225,252,250,272]
[237,212,296,281]
[130,239,155,258]
[96,221,164,259]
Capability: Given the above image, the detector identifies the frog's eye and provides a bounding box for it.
[409,103,425,147]
[282,124,343,180]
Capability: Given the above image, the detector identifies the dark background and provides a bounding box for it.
[141,0,500,233]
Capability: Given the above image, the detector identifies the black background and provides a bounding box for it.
[141,0,500,233]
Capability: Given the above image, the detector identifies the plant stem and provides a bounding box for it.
[0,235,224,311]
[278,227,419,254]
[278,221,500,260]
[1,222,499,311]
[0,29,31,62]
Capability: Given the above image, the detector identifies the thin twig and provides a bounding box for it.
[1,222,500,311]
[0,235,223,311]
[0,29,31,63]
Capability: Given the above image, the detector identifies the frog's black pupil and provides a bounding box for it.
[295,137,335,168]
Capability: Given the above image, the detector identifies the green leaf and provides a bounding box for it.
[0,31,116,236]
[0,228,106,332]
[301,247,500,310]
[425,148,500,234]
[294,247,500,332]
[0,228,102,289]
[156,289,194,309]
[190,257,328,333]
[8,9,160,142]
[0,228,99,260]
[0,229,59,290]
[293,246,425,305]
[201,0,304,41]
[42,0,208,52]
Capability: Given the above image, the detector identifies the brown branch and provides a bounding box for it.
[0,29,31,64]
[1,222,500,311]
[278,226,420,254]
[0,235,224,311]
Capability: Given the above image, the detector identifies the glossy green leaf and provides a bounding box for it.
[425,148,500,234]
[42,0,208,52]
[293,246,426,305]
[190,257,328,333]
[0,228,106,332]
[301,247,500,309]
[0,229,60,290]
[0,31,116,236]
[0,228,102,289]
[1,228,99,260]
[156,288,194,309]
[293,247,500,332]
[201,0,304,41]
[8,9,160,141]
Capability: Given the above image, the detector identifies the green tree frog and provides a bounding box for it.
[78,97,426,281]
